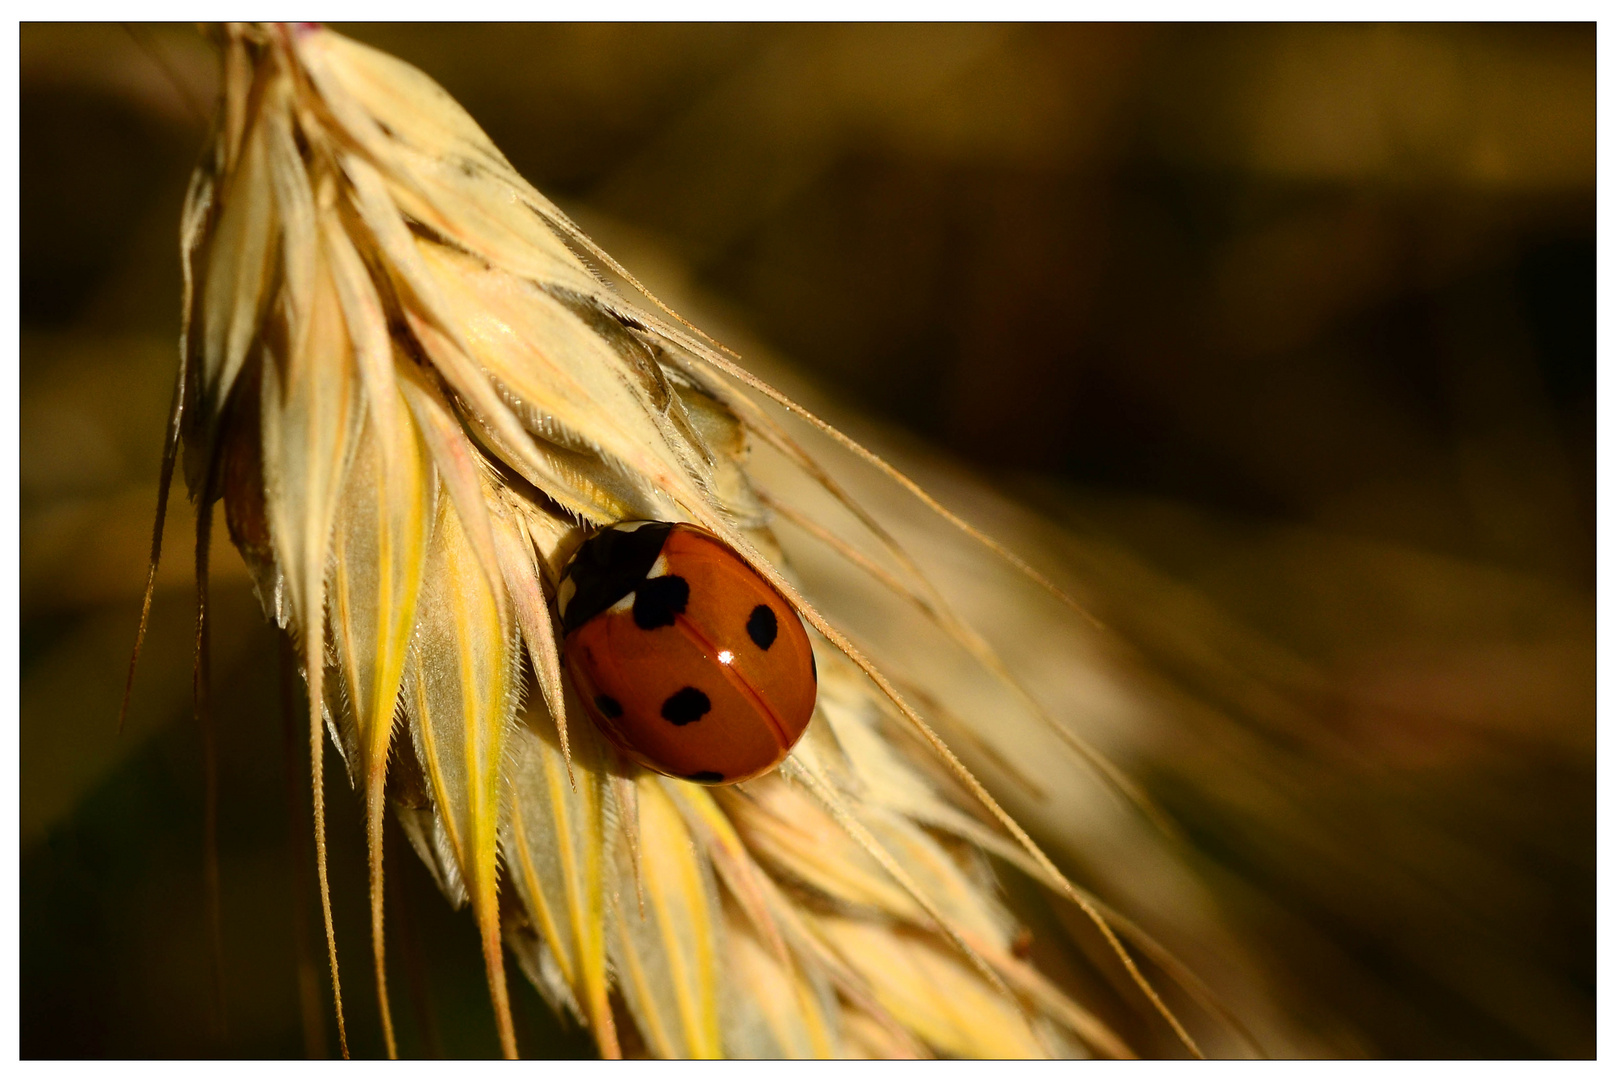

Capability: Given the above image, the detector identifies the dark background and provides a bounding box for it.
[19,23,1594,1058]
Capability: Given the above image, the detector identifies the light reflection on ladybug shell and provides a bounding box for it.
[557,522,818,784]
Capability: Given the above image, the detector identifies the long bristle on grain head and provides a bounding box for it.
[147,21,1216,1059]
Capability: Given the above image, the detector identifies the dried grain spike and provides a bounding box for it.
[168,24,1223,1060]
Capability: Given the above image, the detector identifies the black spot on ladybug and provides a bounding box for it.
[661,686,710,725]
[594,694,623,719]
[561,522,672,634]
[746,604,778,650]
[633,575,689,629]
[687,771,724,783]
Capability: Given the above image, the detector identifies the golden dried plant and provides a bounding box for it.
[125,22,1240,1059]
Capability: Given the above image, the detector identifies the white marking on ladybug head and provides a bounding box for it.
[613,520,655,533]
[609,593,635,615]
[648,554,669,579]
[556,576,576,617]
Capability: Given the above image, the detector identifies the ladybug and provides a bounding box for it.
[557,521,818,784]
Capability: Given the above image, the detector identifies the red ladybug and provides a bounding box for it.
[557,521,818,784]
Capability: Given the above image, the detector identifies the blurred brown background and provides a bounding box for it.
[19,23,1594,1058]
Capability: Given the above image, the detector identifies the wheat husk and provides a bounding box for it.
[127,22,1238,1060]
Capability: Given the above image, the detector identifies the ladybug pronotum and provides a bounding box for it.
[557,521,818,785]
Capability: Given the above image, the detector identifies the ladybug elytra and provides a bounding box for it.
[558,521,818,784]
